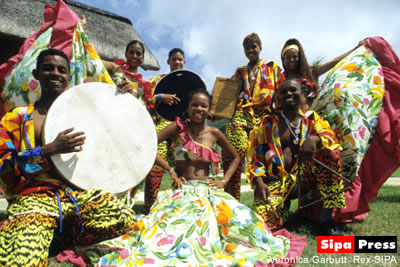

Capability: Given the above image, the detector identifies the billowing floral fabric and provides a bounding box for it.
[313,45,385,180]
[80,181,294,266]
[333,37,400,222]
[0,1,113,115]
[69,25,113,86]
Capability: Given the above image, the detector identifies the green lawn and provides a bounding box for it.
[4,174,397,266]
[392,168,400,177]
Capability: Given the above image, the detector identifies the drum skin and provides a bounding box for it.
[43,82,157,193]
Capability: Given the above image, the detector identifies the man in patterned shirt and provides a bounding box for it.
[0,49,135,266]
[247,79,346,235]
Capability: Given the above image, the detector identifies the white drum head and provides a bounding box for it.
[43,82,157,193]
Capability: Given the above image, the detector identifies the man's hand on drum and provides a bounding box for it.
[170,170,186,189]
[42,127,86,156]
[161,94,180,106]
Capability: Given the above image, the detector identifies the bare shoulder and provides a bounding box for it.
[206,125,224,138]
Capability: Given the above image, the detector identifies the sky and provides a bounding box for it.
[76,0,400,90]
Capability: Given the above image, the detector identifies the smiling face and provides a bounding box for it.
[187,93,210,123]
[167,52,185,71]
[33,54,71,99]
[244,41,261,63]
[277,79,302,111]
[125,42,144,70]
[282,48,299,72]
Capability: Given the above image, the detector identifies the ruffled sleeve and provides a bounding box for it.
[175,117,221,164]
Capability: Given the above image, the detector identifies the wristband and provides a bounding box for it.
[168,166,175,174]
[155,94,164,101]
[19,146,43,160]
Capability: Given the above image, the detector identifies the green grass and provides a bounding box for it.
[3,175,397,266]
[289,185,400,266]
[392,168,400,177]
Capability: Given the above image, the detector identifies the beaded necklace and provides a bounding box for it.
[280,111,301,145]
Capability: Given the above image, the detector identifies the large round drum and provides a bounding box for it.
[43,82,157,193]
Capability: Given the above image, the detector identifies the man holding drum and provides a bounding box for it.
[0,49,135,266]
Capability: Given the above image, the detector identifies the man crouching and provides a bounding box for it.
[247,79,346,236]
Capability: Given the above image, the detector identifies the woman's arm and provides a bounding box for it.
[157,122,178,144]
[155,122,185,189]
[313,39,366,78]
[102,60,120,75]
[215,128,240,185]
[154,155,185,189]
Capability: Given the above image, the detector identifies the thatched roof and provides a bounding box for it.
[0,0,160,70]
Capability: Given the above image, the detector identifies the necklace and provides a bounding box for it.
[280,111,301,144]
[247,63,259,81]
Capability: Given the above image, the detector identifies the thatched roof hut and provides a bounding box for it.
[0,0,160,70]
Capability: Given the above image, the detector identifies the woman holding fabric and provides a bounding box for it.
[280,38,363,110]
[280,37,400,224]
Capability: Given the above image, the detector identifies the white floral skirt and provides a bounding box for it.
[82,180,292,266]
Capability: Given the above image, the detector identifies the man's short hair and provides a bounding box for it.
[168,48,185,59]
[36,48,70,71]
[242,33,262,50]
